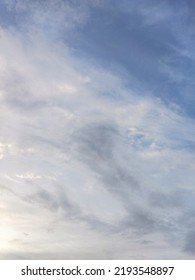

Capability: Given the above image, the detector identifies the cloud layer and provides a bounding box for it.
[0,0,195,259]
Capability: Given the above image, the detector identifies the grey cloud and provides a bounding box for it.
[1,73,44,112]
[25,188,59,210]
[24,183,118,234]
[24,184,81,217]
[5,93,46,111]
[72,122,140,199]
[0,182,78,219]
[119,188,195,239]
[122,210,156,234]
[69,122,167,237]
[184,231,195,255]
[71,122,180,237]
[148,191,183,209]
[75,122,118,161]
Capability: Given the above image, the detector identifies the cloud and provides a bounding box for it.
[0,0,195,259]
[184,229,195,255]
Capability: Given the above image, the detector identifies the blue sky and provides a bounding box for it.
[0,0,195,259]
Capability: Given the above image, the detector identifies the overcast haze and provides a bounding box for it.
[0,0,195,259]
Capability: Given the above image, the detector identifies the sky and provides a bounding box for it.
[0,0,195,259]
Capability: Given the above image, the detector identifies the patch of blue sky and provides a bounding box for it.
[67,0,195,118]
[75,8,173,80]
[0,2,17,27]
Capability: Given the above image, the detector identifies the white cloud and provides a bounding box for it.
[15,173,41,181]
